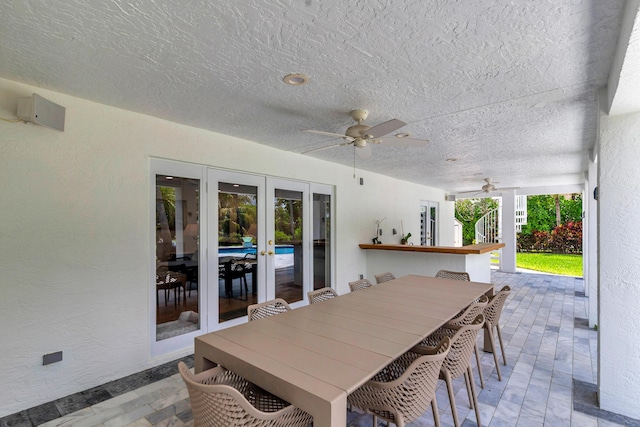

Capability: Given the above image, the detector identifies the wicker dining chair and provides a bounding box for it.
[444,295,489,389]
[348,278,373,292]
[178,362,313,427]
[348,337,451,427]
[483,285,511,381]
[374,272,396,284]
[307,287,338,304]
[435,270,470,281]
[416,314,485,427]
[247,298,292,321]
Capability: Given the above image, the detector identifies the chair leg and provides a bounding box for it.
[467,366,482,427]
[474,343,485,388]
[487,324,502,381]
[496,324,507,365]
[443,371,460,427]
[464,370,474,409]
[431,396,441,427]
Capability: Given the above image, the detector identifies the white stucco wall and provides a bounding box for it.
[598,111,640,419]
[0,78,451,416]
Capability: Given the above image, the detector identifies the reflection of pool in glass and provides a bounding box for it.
[218,245,294,255]
[219,245,294,268]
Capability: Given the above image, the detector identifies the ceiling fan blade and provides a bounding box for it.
[456,189,484,195]
[301,141,351,154]
[494,187,520,191]
[377,136,428,147]
[303,129,354,140]
[365,118,407,138]
[356,144,372,159]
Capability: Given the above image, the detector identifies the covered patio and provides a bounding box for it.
[9,270,626,427]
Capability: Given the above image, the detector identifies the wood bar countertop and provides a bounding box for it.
[359,242,505,255]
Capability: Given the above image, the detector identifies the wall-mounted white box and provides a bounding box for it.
[17,93,65,131]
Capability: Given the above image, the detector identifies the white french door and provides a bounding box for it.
[206,171,313,329]
[265,178,309,309]
[151,161,333,355]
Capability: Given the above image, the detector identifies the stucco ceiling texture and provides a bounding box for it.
[0,0,630,192]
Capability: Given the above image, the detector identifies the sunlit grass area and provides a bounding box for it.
[516,253,583,276]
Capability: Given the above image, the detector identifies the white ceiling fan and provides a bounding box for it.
[457,178,520,196]
[301,109,428,159]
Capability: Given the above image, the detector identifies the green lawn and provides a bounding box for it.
[516,252,583,276]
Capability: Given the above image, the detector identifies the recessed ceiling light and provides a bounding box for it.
[395,133,410,138]
[283,73,310,86]
[165,176,173,180]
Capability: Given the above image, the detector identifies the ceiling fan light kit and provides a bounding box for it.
[302,108,428,158]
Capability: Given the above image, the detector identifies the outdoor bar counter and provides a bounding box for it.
[359,242,505,283]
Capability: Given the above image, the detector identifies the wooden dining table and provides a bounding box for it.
[194,274,494,427]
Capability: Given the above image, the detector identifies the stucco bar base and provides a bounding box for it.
[360,243,504,283]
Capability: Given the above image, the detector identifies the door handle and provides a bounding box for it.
[268,250,274,256]
[260,250,267,256]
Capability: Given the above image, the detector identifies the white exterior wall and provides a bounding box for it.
[0,78,451,416]
[598,111,640,419]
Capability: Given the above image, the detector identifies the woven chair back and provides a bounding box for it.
[178,362,312,427]
[484,286,511,326]
[374,272,396,284]
[437,314,485,379]
[247,298,291,321]
[446,295,489,327]
[348,278,373,292]
[347,337,451,426]
[307,287,338,304]
[435,270,470,281]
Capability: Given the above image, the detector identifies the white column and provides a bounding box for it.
[585,157,598,327]
[500,191,517,273]
[598,111,640,419]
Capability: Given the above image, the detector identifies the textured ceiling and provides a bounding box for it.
[0,0,631,193]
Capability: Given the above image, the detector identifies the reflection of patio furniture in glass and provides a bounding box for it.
[219,258,248,299]
[156,271,187,308]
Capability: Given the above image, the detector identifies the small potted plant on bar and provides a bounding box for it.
[400,232,411,245]
[400,220,411,244]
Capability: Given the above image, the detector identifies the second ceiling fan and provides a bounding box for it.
[457,178,520,196]
[302,109,428,158]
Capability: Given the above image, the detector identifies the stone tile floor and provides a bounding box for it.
[4,271,640,426]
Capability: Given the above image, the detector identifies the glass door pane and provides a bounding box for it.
[155,174,200,341]
[267,179,309,306]
[273,188,304,303]
[312,192,332,290]
[217,181,259,323]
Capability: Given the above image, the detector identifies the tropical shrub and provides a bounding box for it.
[550,221,582,254]
[517,222,582,254]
